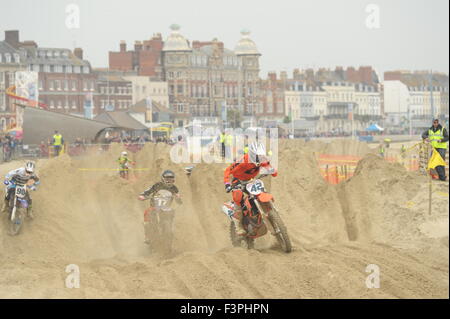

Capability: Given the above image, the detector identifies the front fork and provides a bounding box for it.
[253,200,279,236]
[10,197,17,221]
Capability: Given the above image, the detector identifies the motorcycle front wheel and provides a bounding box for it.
[267,205,292,253]
[9,207,25,236]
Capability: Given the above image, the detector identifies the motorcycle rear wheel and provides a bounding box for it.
[229,221,254,249]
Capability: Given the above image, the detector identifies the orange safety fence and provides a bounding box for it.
[317,153,421,185]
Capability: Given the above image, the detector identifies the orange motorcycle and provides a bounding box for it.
[221,174,292,253]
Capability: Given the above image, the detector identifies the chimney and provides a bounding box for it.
[74,48,83,60]
[335,66,344,79]
[134,41,143,51]
[5,30,20,48]
[280,71,287,82]
[268,71,277,82]
[120,40,126,52]
[305,68,314,80]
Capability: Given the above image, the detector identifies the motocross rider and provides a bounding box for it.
[2,161,40,219]
[138,170,182,244]
[117,151,133,172]
[224,141,277,236]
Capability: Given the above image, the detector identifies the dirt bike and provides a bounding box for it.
[142,189,181,254]
[119,162,133,179]
[6,180,36,236]
[221,174,292,253]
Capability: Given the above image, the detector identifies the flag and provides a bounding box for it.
[427,148,446,170]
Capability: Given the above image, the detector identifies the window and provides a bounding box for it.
[66,65,72,73]
[49,80,54,90]
[5,53,11,63]
[72,80,77,91]
[64,80,68,91]
[57,100,62,109]
[55,80,61,90]
[72,100,77,109]
[50,100,55,109]
[39,80,43,90]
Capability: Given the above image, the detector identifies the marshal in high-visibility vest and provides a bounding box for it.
[52,131,65,156]
[422,120,448,150]
[224,134,233,146]
[428,128,448,149]
[53,134,63,146]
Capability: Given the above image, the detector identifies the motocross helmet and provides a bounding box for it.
[25,161,35,174]
[248,141,268,165]
[121,151,128,156]
[161,170,175,184]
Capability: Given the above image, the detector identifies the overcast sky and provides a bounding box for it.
[1,0,448,79]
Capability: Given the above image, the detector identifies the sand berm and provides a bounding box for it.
[0,139,448,298]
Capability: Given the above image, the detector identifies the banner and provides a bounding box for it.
[84,93,94,119]
[221,101,227,122]
[15,71,39,129]
[145,97,153,122]
[348,103,353,121]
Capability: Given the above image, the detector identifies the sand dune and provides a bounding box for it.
[0,140,448,298]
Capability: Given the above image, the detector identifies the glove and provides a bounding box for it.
[138,195,146,201]
[29,186,37,191]
[225,183,232,193]
[3,180,9,186]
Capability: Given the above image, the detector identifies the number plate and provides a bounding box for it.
[246,179,264,195]
[15,185,27,198]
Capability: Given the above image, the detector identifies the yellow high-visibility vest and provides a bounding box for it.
[428,128,447,149]
[225,134,233,146]
[53,134,63,146]
[219,134,226,143]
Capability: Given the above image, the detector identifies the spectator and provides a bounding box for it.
[52,130,64,156]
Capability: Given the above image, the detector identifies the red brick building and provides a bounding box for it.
[93,70,133,115]
[109,34,164,78]
[257,72,286,125]
[1,30,97,118]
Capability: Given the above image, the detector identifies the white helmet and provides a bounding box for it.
[121,151,128,156]
[25,161,35,174]
[248,141,267,164]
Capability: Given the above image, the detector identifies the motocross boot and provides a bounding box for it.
[27,205,34,219]
[143,221,151,245]
[232,206,247,236]
[1,198,9,215]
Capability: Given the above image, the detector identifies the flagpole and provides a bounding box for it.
[428,170,432,215]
